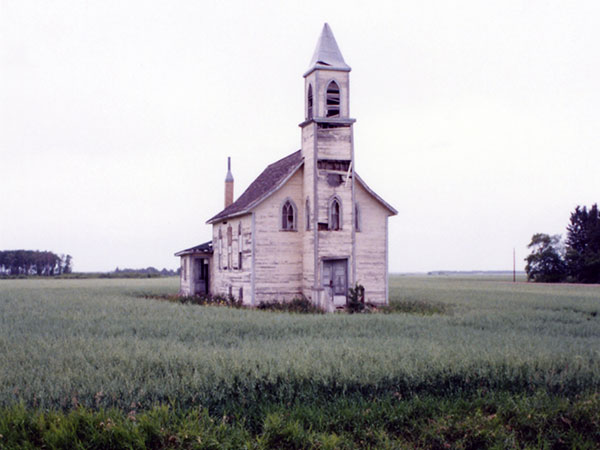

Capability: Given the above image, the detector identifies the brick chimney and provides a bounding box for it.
[224,157,234,208]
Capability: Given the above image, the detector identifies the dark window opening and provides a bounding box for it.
[239,287,243,301]
[318,222,328,231]
[355,203,360,231]
[326,81,340,117]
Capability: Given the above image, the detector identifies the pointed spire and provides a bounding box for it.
[304,23,351,77]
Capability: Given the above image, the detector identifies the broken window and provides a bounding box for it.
[307,84,313,119]
[326,81,340,117]
[329,197,341,230]
[281,199,297,231]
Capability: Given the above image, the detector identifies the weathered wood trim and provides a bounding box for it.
[251,212,256,306]
[313,122,319,290]
[350,124,356,286]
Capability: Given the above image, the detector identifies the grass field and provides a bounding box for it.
[1,275,599,448]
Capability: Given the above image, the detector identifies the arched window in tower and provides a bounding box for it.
[307,84,313,119]
[329,197,341,230]
[281,199,297,231]
[326,81,340,117]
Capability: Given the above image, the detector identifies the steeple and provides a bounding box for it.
[304,23,351,77]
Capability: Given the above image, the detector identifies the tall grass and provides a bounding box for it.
[1,276,599,419]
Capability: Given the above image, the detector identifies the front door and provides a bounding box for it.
[193,258,209,295]
[323,259,348,307]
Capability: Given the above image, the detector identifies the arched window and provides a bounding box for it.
[354,203,360,232]
[307,84,313,119]
[281,199,297,231]
[329,197,341,230]
[326,81,340,118]
[305,197,310,230]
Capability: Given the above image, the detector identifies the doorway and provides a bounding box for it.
[193,258,209,295]
[323,259,348,307]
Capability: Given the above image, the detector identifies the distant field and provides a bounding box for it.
[1,275,599,448]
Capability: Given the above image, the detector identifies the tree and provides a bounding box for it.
[565,204,600,283]
[525,233,566,282]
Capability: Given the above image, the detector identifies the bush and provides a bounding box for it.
[257,296,323,313]
[347,284,368,314]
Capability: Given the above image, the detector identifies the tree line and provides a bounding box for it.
[0,250,72,276]
[525,204,600,283]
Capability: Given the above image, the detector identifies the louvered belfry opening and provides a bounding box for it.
[326,81,340,117]
[307,84,313,119]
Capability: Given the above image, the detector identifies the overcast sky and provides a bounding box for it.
[1,0,599,273]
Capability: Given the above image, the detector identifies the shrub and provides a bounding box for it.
[347,284,368,314]
[257,296,323,313]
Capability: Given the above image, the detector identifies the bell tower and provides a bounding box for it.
[301,23,357,310]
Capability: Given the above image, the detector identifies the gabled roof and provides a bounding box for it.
[304,23,351,77]
[207,150,304,223]
[355,173,398,215]
[174,240,213,257]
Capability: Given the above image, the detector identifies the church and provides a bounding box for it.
[175,24,397,311]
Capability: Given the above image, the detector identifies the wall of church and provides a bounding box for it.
[355,182,390,304]
[178,255,192,295]
[210,214,253,304]
[253,168,305,303]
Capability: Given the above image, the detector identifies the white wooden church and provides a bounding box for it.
[176,24,396,310]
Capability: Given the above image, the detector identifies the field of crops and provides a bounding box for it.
[1,275,599,448]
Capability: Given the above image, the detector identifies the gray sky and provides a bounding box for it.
[1,0,599,272]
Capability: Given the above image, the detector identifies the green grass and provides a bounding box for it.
[0,275,599,448]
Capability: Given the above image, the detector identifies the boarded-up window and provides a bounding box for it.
[326,81,340,117]
[281,200,296,231]
[218,228,223,270]
[227,226,233,269]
